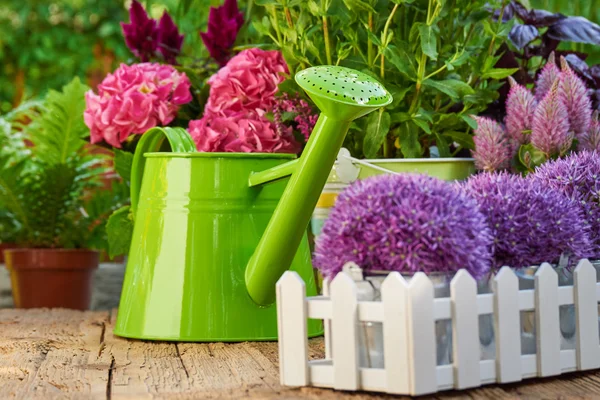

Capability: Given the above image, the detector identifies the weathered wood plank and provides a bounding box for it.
[0,308,110,399]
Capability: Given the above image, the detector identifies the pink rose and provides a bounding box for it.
[84,63,192,148]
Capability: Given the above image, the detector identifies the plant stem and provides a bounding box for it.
[284,7,294,29]
[269,6,283,46]
[368,12,374,67]
[380,3,399,79]
[488,0,508,56]
[322,16,333,65]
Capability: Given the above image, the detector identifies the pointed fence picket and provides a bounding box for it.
[276,259,600,396]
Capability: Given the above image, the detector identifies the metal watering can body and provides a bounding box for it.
[114,66,392,341]
[114,149,321,341]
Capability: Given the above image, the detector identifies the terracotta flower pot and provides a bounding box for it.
[0,243,18,263]
[5,249,99,310]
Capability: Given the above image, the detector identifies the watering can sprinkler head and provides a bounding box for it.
[245,66,392,306]
[295,66,392,121]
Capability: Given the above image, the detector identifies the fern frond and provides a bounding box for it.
[28,77,90,165]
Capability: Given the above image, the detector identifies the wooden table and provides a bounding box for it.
[2,309,600,399]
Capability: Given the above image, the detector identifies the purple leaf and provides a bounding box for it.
[547,17,600,45]
[564,54,594,84]
[526,9,564,27]
[509,24,539,50]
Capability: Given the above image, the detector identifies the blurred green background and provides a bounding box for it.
[1,0,598,113]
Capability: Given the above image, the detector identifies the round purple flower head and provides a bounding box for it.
[313,174,494,279]
[461,172,593,269]
[531,151,600,258]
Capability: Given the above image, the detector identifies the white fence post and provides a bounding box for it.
[493,267,522,383]
[574,259,600,370]
[381,272,410,394]
[323,278,333,360]
[331,272,360,390]
[277,271,309,386]
[451,270,481,389]
[535,263,561,377]
[407,273,437,395]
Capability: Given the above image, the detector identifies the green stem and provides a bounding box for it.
[488,0,508,56]
[284,7,294,29]
[322,16,333,65]
[380,3,399,79]
[367,12,374,67]
[269,5,283,46]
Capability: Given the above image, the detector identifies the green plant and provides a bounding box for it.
[251,0,517,159]
[0,77,128,249]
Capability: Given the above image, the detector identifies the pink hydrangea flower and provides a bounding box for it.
[531,80,572,156]
[189,48,301,154]
[204,48,289,115]
[535,54,561,102]
[505,77,537,145]
[471,116,513,171]
[188,110,300,153]
[84,63,192,147]
[558,57,592,136]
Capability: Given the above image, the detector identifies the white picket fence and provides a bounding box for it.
[276,259,600,396]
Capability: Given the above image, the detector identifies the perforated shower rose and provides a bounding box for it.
[84,63,192,148]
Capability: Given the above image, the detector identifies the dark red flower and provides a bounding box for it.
[157,12,184,64]
[121,0,158,62]
[200,0,244,66]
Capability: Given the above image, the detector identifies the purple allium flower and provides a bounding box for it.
[531,151,600,259]
[156,12,184,64]
[471,116,513,172]
[461,172,593,269]
[535,53,560,102]
[531,80,572,156]
[200,0,244,66]
[505,77,537,145]
[121,0,158,62]
[313,174,494,279]
[558,56,592,137]
[274,93,319,141]
[579,116,600,152]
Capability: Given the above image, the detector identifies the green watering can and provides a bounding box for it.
[114,66,392,341]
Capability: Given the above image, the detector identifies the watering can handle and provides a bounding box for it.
[130,127,197,216]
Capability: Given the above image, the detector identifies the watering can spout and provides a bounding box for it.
[245,66,392,306]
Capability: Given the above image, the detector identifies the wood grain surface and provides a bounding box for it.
[1,308,600,399]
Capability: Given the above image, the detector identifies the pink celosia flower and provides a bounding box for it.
[535,53,561,102]
[84,63,192,148]
[188,110,300,153]
[579,115,600,152]
[558,56,592,136]
[274,93,318,141]
[505,77,537,145]
[531,80,572,156]
[471,116,513,171]
[204,48,289,115]
[200,0,244,66]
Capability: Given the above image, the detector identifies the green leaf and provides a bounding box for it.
[398,122,422,158]
[412,117,431,134]
[422,78,474,99]
[363,109,391,159]
[518,144,548,172]
[384,44,417,80]
[342,0,375,13]
[481,68,520,80]
[417,23,438,61]
[443,130,475,149]
[433,131,451,157]
[114,149,133,183]
[106,205,134,258]
[28,77,90,165]
[460,115,478,130]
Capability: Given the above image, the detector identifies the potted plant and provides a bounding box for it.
[0,77,127,310]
